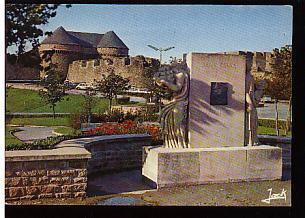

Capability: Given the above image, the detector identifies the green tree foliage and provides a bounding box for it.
[82,88,98,123]
[265,45,292,100]
[95,73,131,111]
[39,51,66,119]
[264,45,292,134]
[5,4,71,57]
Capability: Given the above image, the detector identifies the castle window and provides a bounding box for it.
[94,59,100,67]
[81,60,87,67]
[123,58,130,65]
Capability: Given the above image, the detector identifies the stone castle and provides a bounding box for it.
[38,26,273,87]
[38,26,159,88]
[217,51,273,80]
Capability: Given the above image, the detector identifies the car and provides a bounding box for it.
[64,81,78,89]
[76,83,90,90]
[262,95,273,103]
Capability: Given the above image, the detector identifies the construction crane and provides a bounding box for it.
[147,45,175,65]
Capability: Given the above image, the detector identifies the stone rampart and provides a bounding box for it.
[66,56,158,88]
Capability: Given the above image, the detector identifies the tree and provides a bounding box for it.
[38,51,66,119]
[5,4,71,60]
[264,45,292,135]
[96,72,131,112]
[82,88,98,123]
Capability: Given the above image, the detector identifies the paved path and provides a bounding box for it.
[257,102,290,120]
[12,126,58,143]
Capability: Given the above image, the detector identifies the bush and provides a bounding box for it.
[117,96,130,104]
[84,120,162,142]
[5,135,79,151]
[68,112,87,130]
[107,110,125,122]
[258,119,286,129]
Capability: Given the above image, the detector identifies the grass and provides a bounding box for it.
[5,126,23,145]
[54,126,80,135]
[257,126,291,137]
[6,88,110,113]
[8,117,70,127]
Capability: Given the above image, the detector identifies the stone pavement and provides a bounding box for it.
[87,169,154,196]
[12,126,58,143]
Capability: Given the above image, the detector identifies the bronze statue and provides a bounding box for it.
[154,64,190,148]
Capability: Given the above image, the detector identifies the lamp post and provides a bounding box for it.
[147,45,175,66]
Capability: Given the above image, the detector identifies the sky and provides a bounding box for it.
[9,5,292,63]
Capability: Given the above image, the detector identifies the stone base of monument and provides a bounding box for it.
[142,145,282,189]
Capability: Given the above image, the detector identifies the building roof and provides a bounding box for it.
[97,31,128,49]
[41,26,93,48]
[67,31,104,47]
[41,27,128,49]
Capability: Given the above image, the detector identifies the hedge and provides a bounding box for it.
[258,119,287,129]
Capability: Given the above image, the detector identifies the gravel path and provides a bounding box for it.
[13,126,58,143]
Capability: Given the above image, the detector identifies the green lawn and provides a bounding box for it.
[5,126,23,145]
[257,126,291,137]
[54,126,80,135]
[6,88,110,113]
[8,117,70,127]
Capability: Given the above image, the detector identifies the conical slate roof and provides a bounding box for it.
[41,26,93,48]
[97,31,128,49]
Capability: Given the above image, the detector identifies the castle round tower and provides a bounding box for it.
[38,26,98,80]
[97,31,129,59]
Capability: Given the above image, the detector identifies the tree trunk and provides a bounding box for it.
[109,98,112,112]
[275,99,279,136]
[285,96,292,135]
[52,105,56,119]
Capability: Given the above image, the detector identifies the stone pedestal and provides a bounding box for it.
[142,145,282,189]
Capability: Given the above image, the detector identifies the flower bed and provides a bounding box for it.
[6,120,162,151]
[84,120,161,142]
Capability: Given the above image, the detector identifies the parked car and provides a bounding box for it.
[76,83,90,90]
[64,80,78,89]
[262,95,273,103]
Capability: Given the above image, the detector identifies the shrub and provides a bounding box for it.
[107,110,125,122]
[68,112,87,130]
[117,96,130,104]
[91,112,109,123]
[84,120,162,142]
[258,119,286,129]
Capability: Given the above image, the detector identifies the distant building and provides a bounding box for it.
[218,51,274,80]
[39,26,159,87]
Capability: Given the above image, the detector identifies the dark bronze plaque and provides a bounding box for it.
[210,82,228,105]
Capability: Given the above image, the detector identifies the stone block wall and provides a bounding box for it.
[86,135,152,174]
[66,56,158,88]
[258,135,291,169]
[5,159,88,201]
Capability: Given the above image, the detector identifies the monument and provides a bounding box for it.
[142,53,282,188]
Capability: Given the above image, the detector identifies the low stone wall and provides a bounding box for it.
[5,139,91,201]
[258,135,291,169]
[5,134,152,202]
[85,134,152,174]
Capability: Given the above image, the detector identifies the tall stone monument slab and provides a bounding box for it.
[187,53,246,148]
[142,52,282,189]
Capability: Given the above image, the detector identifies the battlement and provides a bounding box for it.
[66,56,159,87]
[69,56,159,69]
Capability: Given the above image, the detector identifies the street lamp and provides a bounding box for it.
[147,45,175,65]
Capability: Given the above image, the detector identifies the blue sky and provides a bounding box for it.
[11,5,292,63]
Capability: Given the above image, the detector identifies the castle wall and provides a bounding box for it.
[97,47,128,58]
[39,44,99,79]
[67,56,158,87]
